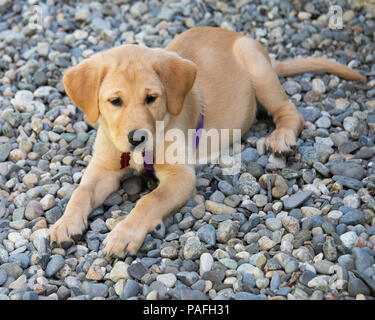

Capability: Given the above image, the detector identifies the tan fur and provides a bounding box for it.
[50,27,365,257]
[272,58,366,82]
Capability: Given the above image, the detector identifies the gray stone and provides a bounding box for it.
[313,162,330,177]
[197,224,216,246]
[352,248,374,273]
[57,285,70,300]
[314,260,334,275]
[348,273,371,297]
[158,7,175,20]
[81,281,108,298]
[122,176,142,196]
[178,216,195,230]
[45,255,65,277]
[302,150,329,166]
[191,279,205,291]
[209,190,225,203]
[128,262,148,281]
[283,191,312,209]
[0,262,23,278]
[270,272,281,291]
[0,269,7,286]
[330,162,365,180]
[0,199,7,219]
[230,292,267,300]
[45,207,62,224]
[339,142,359,154]
[235,175,260,196]
[22,291,39,300]
[339,212,363,226]
[120,279,140,300]
[323,237,337,262]
[216,220,239,243]
[9,253,29,269]
[24,200,44,221]
[184,237,207,260]
[352,271,375,295]
[176,271,199,287]
[265,217,282,231]
[283,80,301,95]
[180,289,209,300]
[0,143,11,161]
[284,259,299,273]
[91,18,111,33]
[130,2,148,16]
[241,148,259,163]
[90,218,107,233]
[103,192,122,206]
[218,180,235,196]
[300,270,316,286]
[332,176,363,191]
[316,116,331,128]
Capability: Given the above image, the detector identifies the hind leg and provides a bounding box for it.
[233,37,304,155]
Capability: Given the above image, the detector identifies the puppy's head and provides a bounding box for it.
[63,45,197,152]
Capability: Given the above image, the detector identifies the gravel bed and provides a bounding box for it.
[0,0,375,300]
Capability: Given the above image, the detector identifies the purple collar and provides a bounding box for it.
[121,111,204,177]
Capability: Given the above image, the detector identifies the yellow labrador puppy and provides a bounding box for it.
[49,27,365,258]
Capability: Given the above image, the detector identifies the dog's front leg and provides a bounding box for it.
[104,164,196,258]
[49,159,124,249]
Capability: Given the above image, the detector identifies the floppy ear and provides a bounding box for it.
[62,56,106,123]
[153,51,197,116]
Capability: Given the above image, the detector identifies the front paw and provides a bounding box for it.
[265,128,297,156]
[49,214,88,249]
[103,217,148,258]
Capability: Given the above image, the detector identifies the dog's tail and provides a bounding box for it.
[272,58,366,82]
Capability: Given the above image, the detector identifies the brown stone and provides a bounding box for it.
[259,174,288,199]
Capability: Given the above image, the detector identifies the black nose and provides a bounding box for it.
[128,130,148,147]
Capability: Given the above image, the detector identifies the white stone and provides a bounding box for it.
[343,194,360,209]
[40,194,55,210]
[8,232,23,243]
[280,240,293,253]
[200,253,213,276]
[114,279,125,296]
[336,98,350,110]
[12,90,33,111]
[36,42,49,56]
[130,2,148,16]
[340,231,358,249]
[301,206,322,217]
[307,275,329,291]
[109,261,130,282]
[327,210,343,223]
[33,86,56,98]
[74,30,88,40]
[312,78,326,94]
[265,217,282,231]
[253,194,268,207]
[237,263,264,279]
[156,273,177,288]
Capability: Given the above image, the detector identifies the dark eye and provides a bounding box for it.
[110,97,123,107]
[145,94,157,105]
